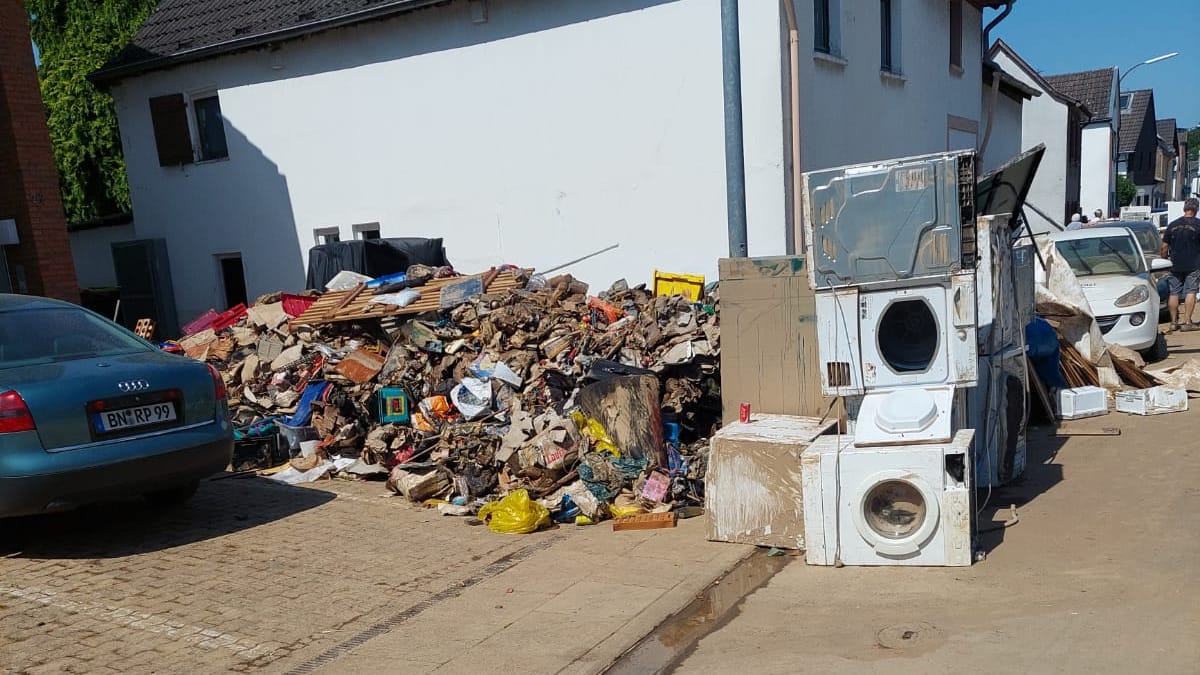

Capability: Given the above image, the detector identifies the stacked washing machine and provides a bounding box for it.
[799,148,1042,566]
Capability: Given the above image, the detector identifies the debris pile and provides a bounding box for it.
[175,266,720,531]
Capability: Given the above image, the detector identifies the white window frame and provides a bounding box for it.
[353,222,382,240]
[313,227,341,245]
[184,88,229,163]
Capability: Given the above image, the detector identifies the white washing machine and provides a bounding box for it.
[801,430,975,566]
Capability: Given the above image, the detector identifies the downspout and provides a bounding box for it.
[982,0,1014,57]
[978,1,1014,164]
[721,0,748,257]
[782,0,803,254]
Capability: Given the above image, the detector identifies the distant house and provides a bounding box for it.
[1044,68,1118,217]
[1118,89,1161,208]
[988,39,1090,231]
[1156,118,1183,202]
[90,0,1013,324]
[1179,130,1193,200]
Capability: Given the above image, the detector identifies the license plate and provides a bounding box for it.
[95,403,178,433]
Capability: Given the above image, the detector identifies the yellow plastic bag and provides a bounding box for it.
[477,489,551,534]
[569,410,620,456]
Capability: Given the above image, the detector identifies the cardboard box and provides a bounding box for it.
[718,257,828,423]
[1115,386,1188,416]
[705,414,835,550]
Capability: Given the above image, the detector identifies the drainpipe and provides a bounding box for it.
[721,0,748,258]
[982,0,1015,56]
[782,0,803,254]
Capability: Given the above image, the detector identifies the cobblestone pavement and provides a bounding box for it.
[0,476,566,674]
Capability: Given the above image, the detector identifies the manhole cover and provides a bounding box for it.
[876,622,943,650]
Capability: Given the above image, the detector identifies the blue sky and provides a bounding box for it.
[991,0,1198,129]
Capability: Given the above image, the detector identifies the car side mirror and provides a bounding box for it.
[1151,258,1173,271]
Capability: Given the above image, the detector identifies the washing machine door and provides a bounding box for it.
[852,470,941,556]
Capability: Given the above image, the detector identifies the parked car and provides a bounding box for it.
[1107,220,1172,313]
[0,294,233,518]
[1043,227,1170,360]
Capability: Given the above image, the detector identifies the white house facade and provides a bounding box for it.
[988,39,1087,232]
[1045,68,1118,217]
[95,0,1007,323]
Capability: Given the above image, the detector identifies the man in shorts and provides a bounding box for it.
[1162,198,1200,331]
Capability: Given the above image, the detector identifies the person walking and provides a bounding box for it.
[1162,198,1200,331]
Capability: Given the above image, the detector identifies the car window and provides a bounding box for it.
[1123,225,1160,254]
[0,307,151,368]
[1055,235,1145,277]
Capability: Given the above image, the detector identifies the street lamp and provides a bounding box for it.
[1119,52,1179,85]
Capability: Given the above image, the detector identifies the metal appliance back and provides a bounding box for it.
[803,150,977,290]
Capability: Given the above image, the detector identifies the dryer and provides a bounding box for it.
[801,430,975,566]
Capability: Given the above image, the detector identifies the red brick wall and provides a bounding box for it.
[0,1,78,302]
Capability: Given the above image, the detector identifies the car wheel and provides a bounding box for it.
[1142,333,1169,363]
[144,481,199,507]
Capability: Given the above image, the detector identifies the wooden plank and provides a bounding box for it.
[1054,427,1121,437]
[612,512,677,531]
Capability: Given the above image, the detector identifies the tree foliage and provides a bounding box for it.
[1188,126,1199,163]
[27,0,158,225]
[1116,174,1137,208]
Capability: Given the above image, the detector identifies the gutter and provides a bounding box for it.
[782,0,803,254]
[90,0,450,86]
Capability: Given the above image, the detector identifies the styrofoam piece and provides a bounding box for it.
[1058,386,1108,419]
[1114,387,1188,416]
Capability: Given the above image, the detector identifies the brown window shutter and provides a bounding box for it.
[148,94,193,166]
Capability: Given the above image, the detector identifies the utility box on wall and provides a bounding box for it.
[717,256,828,423]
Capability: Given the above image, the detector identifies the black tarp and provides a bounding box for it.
[305,238,450,290]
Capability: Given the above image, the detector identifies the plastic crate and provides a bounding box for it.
[652,270,705,302]
[278,422,319,451]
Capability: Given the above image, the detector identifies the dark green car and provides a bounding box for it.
[0,294,233,517]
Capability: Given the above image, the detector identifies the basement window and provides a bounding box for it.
[314,227,341,245]
[353,223,381,240]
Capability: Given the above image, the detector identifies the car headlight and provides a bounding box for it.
[1115,285,1150,308]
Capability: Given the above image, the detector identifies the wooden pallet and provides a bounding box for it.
[291,269,527,326]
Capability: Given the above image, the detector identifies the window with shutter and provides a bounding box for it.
[148,94,194,166]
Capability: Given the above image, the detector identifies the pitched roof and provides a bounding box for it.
[1157,119,1178,155]
[91,0,443,84]
[1044,68,1116,121]
[1118,89,1153,153]
[986,39,1092,117]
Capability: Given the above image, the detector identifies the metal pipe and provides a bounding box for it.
[782,0,803,254]
[721,0,748,258]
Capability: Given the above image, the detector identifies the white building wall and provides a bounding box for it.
[1080,124,1113,217]
[111,0,984,321]
[68,224,136,288]
[113,0,788,321]
[795,2,983,172]
[991,51,1068,233]
[980,93,1023,174]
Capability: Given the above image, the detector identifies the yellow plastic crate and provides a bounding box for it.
[652,270,705,301]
